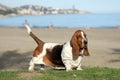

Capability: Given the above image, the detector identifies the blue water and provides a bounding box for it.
[0,14,120,28]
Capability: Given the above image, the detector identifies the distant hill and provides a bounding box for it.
[0,3,92,16]
[0,3,10,10]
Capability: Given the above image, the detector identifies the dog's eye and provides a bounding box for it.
[77,35,82,40]
[84,34,86,37]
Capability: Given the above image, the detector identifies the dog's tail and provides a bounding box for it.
[24,22,44,45]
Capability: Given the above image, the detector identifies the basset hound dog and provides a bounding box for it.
[25,23,90,71]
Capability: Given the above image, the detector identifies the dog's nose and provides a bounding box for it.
[84,40,87,45]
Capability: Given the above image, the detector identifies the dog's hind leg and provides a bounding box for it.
[28,59,35,71]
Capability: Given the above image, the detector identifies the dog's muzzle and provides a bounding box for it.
[84,40,87,47]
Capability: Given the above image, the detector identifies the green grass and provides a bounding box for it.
[0,67,120,80]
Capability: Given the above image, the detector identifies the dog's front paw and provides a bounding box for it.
[76,67,83,70]
[66,68,72,72]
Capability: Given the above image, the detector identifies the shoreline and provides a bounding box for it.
[0,25,119,29]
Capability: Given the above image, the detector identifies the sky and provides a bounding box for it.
[0,0,120,13]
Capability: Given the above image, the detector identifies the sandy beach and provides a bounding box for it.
[0,27,120,70]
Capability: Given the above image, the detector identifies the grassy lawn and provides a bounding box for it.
[0,67,120,80]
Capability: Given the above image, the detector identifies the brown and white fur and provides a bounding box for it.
[24,23,89,71]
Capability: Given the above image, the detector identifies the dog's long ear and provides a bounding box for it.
[70,33,80,57]
[83,47,90,56]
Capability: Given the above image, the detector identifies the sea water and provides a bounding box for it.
[0,13,120,28]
